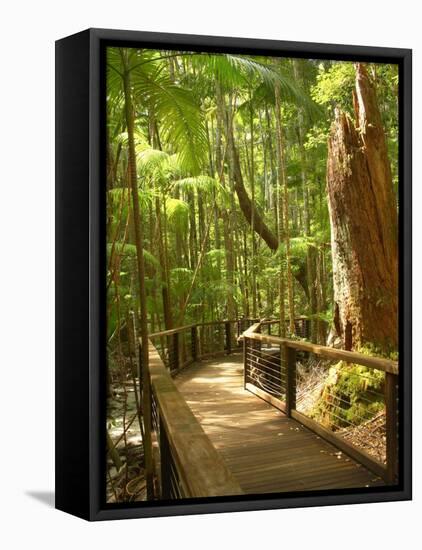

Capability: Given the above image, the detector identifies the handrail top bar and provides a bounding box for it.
[149,319,243,339]
[237,322,261,343]
[259,316,309,322]
[242,324,399,375]
[148,317,305,339]
[149,324,195,339]
[147,340,243,498]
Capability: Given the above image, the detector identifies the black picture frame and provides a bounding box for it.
[55,28,412,521]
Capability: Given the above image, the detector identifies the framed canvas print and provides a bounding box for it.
[55,28,412,521]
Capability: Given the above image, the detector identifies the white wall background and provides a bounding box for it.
[0,0,419,548]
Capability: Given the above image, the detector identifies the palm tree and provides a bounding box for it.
[118,48,154,498]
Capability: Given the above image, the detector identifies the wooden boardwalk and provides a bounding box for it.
[175,353,384,494]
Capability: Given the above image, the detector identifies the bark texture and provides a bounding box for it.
[327,63,398,352]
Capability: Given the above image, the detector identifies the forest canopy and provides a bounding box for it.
[106,49,398,346]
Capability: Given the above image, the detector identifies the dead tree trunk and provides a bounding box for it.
[327,63,398,353]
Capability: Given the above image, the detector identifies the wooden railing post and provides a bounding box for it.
[159,414,172,499]
[139,341,154,498]
[252,328,261,365]
[385,372,399,484]
[305,318,310,339]
[225,321,232,355]
[284,344,296,417]
[172,332,180,372]
[243,337,248,389]
[256,324,262,351]
[191,325,198,362]
[138,343,143,390]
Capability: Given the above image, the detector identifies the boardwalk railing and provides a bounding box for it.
[140,316,398,498]
[257,318,311,339]
[242,321,399,484]
[142,339,243,499]
[149,319,259,374]
[144,319,258,498]
[142,318,261,498]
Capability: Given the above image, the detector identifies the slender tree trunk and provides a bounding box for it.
[316,248,328,344]
[215,81,234,318]
[215,81,225,184]
[223,85,309,305]
[120,50,153,498]
[275,80,295,335]
[222,211,236,320]
[265,104,277,227]
[249,96,258,318]
[242,229,250,317]
[293,64,318,341]
[186,190,197,270]
[179,216,212,324]
[155,195,173,330]
[258,109,269,209]
[228,118,279,251]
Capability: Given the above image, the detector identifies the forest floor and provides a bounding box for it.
[106,358,146,503]
[340,411,386,463]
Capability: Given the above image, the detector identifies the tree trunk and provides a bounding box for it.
[249,95,258,318]
[223,210,236,320]
[293,59,318,342]
[224,91,309,303]
[326,63,398,353]
[188,190,198,269]
[120,50,154,498]
[155,195,173,330]
[229,125,279,251]
[275,80,295,335]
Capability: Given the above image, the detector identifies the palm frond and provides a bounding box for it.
[136,148,169,175]
[132,66,208,174]
[165,197,189,229]
[106,242,159,268]
[172,175,220,195]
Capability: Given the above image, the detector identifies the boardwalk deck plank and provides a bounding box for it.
[175,354,384,495]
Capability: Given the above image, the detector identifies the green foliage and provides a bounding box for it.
[311,361,385,429]
[106,47,398,351]
[173,175,220,195]
[304,123,329,151]
[107,242,159,269]
[136,147,169,175]
[289,236,312,258]
[306,309,333,324]
[205,248,226,265]
[107,47,208,175]
[166,198,189,230]
[107,187,153,216]
[358,343,399,362]
[311,62,355,113]
[170,267,193,295]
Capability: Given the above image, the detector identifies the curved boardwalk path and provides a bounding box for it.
[175,353,384,494]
